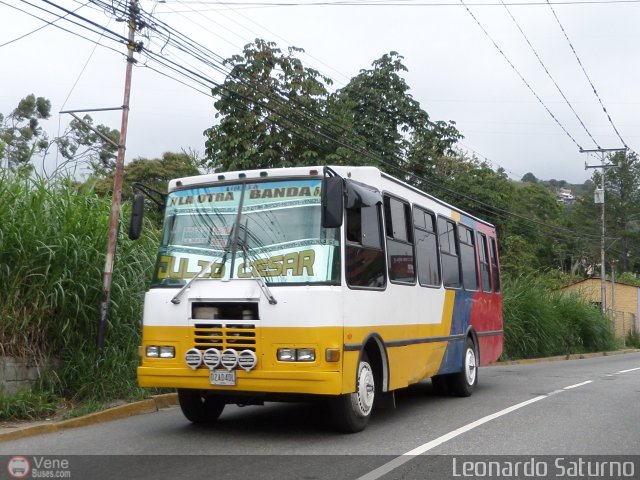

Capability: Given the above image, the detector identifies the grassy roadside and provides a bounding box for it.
[501,273,619,360]
[0,174,630,421]
[0,173,160,421]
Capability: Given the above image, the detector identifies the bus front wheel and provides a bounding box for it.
[332,353,375,433]
[178,389,226,423]
[448,337,478,397]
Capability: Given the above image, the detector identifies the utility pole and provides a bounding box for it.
[96,0,141,362]
[582,147,626,315]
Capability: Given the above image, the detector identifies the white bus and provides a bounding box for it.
[131,165,503,432]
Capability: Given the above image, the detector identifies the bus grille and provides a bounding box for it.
[192,323,257,352]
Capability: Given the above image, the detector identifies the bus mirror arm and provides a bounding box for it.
[128,183,167,240]
[128,193,144,240]
[321,170,344,229]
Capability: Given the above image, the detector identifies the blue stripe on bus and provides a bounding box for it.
[437,289,474,375]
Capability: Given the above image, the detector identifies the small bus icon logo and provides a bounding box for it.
[7,456,30,478]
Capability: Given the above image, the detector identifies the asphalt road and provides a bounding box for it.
[1,352,639,479]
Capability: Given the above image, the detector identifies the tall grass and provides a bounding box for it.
[0,172,159,403]
[503,273,618,359]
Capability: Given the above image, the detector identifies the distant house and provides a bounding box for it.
[557,188,575,204]
[561,278,639,339]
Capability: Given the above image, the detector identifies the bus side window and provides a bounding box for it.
[438,217,461,289]
[478,233,492,293]
[490,237,501,293]
[459,225,479,291]
[383,195,415,284]
[413,207,440,287]
[345,205,386,288]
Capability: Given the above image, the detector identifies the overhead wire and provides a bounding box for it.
[459,0,584,151]
[545,0,629,151]
[132,1,609,244]
[499,0,601,149]
[9,0,609,247]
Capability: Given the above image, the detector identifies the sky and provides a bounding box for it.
[1,0,638,183]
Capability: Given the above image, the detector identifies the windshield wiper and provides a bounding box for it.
[170,224,235,305]
[238,223,277,305]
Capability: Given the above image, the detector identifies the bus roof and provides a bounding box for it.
[168,165,494,229]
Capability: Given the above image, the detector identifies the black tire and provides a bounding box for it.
[332,353,375,433]
[447,336,478,397]
[431,374,450,396]
[178,389,226,424]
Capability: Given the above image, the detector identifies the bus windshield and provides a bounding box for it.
[152,177,340,287]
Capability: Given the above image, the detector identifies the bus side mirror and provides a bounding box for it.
[128,193,144,240]
[321,176,344,228]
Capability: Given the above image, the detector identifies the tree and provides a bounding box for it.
[92,151,202,202]
[56,114,119,177]
[603,151,640,271]
[204,39,333,172]
[328,52,462,177]
[0,94,51,175]
[204,42,463,179]
[521,172,538,183]
[0,95,121,178]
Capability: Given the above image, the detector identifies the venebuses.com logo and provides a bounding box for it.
[6,456,71,479]
[7,456,30,479]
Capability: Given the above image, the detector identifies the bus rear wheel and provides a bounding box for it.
[178,389,226,423]
[332,353,375,433]
[447,336,478,397]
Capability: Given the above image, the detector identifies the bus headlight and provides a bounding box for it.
[146,345,175,358]
[146,346,159,358]
[277,348,315,362]
[159,346,175,358]
[277,348,296,361]
[296,349,315,362]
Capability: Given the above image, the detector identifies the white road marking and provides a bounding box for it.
[357,378,598,480]
[618,367,640,374]
[563,380,593,390]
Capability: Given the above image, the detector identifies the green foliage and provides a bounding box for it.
[92,151,202,200]
[56,114,120,176]
[0,94,51,175]
[204,41,462,178]
[616,272,640,286]
[0,172,160,409]
[204,39,334,171]
[0,388,58,421]
[502,273,617,359]
[626,330,640,348]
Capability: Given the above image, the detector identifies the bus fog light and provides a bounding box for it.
[296,349,315,362]
[146,346,159,358]
[185,348,203,370]
[203,348,222,369]
[159,346,175,358]
[238,350,258,371]
[277,348,296,361]
[221,348,239,370]
[325,349,341,362]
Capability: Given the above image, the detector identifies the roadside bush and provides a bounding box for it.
[0,173,159,410]
[502,272,618,359]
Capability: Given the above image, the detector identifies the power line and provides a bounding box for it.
[459,0,584,151]
[158,0,640,7]
[12,0,608,246]
[134,6,609,244]
[0,0,124,56]
[546,0,629,150]
[499,0,601,149]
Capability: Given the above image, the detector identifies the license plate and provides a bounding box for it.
[210,369,236,386]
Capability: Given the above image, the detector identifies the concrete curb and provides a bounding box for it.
[0,393,178,443]
[1,348,639,442]
[494,348,640,366]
